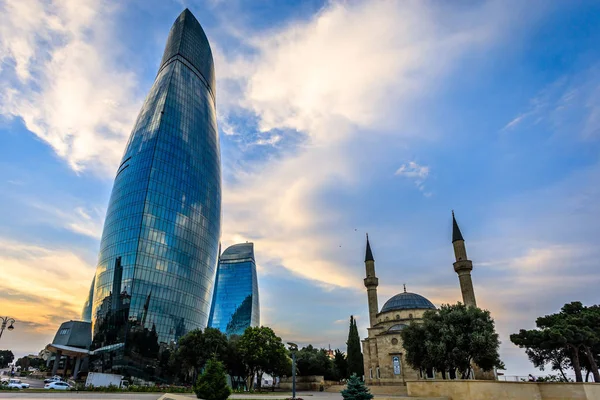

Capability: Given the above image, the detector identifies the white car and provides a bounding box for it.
[7,379,30,389]
[44,375,63,384]
[45,381,72,390]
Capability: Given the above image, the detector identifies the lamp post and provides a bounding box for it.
[287,342,298,400]
[0,317,15,341]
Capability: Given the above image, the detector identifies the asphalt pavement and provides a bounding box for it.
[0,391,343,400]
[0,394,163,399]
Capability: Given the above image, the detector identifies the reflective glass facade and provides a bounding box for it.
[81,276,95,322]
[90,9,221,381]
[208,243,259,336]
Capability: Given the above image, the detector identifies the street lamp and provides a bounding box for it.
[287,342,298,400]
[0,317,15,341]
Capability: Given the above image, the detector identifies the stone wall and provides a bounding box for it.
[325,384,408,396]
[279,375,324,391]
[407,380,600,400]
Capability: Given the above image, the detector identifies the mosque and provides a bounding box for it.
[361,212,487,385]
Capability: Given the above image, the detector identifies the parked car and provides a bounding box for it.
[44,375,63,384]
[7,379,30,389]
[45,381,72,390]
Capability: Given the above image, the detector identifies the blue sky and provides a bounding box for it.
[1,0,600,377]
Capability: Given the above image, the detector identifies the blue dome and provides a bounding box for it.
[381,292,436,313]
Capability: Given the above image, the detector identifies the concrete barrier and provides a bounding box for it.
[406,380,600,400]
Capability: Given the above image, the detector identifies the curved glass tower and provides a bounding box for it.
[208,243,260,336]
[90,9,221,380]
[81,276,95,322]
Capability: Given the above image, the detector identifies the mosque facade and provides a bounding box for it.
[361,212,480,385]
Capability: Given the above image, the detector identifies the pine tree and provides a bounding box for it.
[346,315,364,377]
[341,374,373,400]
[194,358,232,400]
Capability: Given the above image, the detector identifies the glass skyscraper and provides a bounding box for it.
[90,9,221,381]
[81,276,95,322]
[208,243,260,336]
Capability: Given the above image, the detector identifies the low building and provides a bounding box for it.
[45,320,91,379]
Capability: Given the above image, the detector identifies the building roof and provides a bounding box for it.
[220,242,255,262]
[51,320,91,349]
[380,292,436,313]
[365,234,374,262]
[452,210,464,243]
[159,8,216,98]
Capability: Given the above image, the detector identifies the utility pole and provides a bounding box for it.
[287,342,298,400]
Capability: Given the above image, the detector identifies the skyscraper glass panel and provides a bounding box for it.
[208,243,260,336]
[81,276,95,322]
[90,9,221,381]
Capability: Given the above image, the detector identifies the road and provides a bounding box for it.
[1,374,47,389]
[0,391,344,400]
[0,393,163,399]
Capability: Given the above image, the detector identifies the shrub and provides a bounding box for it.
[194,359,231,400]
[341,374,373,400]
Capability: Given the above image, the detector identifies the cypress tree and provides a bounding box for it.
[346,315,365,378]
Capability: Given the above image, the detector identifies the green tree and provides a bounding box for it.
[511,302,600,383]
[333,349,348,380]
[296,345,331,377]
[194,358,231,400]
[238,326,288,390]
[341,374,373,400]
[264,342,292,391]
[400,322,430,377]
[401,303,504,379]
[223,335,249,390]
[0,350,14,368]
[173,327,228,383]
[15,356,45,370]
[346,316,364,377]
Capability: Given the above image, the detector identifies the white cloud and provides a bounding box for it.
[0,0,140,174]
[395,162,430,179]
[0,237,95,356]
[215,0,534,287]
[27,201,105,239]
[395,161,431,195]
[501,66,600,138]
[0,0,546,293]
[0,238,94,325]
[502,114,526,130]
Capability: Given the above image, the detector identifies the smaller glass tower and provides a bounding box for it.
[208,243,260,336]
[81,276,95,322]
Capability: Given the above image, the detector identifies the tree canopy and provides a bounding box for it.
[238,326,290,390]
[0,350,14,368]
[294,345,347,381]
[167,325,348,388]
[172,327,228,382]
[401,303,504,379]
[511,302,600,382]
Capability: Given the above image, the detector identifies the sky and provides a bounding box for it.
[0,0,599,377]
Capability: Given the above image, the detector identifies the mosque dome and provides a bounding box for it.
[380,292,436,313]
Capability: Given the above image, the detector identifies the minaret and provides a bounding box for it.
[364,234,379,328]
[452,211,477,307]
